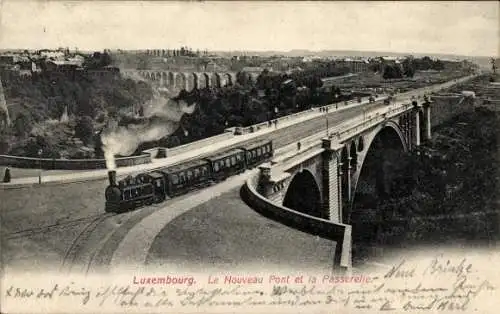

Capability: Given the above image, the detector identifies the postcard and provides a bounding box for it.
[0,1,499,313]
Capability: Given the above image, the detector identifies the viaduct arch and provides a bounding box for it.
[137,70,237,91]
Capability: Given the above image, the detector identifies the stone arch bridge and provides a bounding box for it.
[123,70,242,93]
[248,88,475,269]
[256,96,450,226]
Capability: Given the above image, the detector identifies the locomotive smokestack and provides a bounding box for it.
[108,170,117,186]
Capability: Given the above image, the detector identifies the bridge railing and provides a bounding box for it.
[166,129,235,158]
[234,98,368,136]
[333,102,412,143]
[330,74,479,143]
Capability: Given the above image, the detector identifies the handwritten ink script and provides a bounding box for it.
[2,256,498,312]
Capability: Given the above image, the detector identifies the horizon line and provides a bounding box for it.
[0,47,495,59]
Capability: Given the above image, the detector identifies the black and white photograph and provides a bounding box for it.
[0,1,499,313]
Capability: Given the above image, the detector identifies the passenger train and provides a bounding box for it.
[105,139,273,213]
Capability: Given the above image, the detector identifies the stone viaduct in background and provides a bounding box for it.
[123,70,250,93]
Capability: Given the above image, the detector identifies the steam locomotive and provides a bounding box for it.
[105,140,273,213]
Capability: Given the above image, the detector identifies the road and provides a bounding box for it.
[145,186,336,273]
[0,75,476,274]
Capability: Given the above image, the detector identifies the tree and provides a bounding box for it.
[167,135,180,147]
[432,59,445,71]
[100,51,112,67]
[24,135,60,158]
[402,58,416,78]
[368,62,382,73]
[94,131,104,157]
[383,64,403,79]
[75,116,94,145]
[236,71,251,86]
[13,113,32,137]
[0,134,10,154]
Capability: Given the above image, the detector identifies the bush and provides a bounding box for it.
[75,116,94,145]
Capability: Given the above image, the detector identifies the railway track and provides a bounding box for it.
[4,213,111,240]
[60,212,116,273]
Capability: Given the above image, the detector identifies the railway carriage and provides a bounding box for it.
[149,171,168,203]
[205,148,246,182]
[243,140,273,168]
[162,160,212,197]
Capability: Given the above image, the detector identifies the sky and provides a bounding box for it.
[0,1,498,57]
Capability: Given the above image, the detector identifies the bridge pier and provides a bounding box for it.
[424,102,432,140]
[322,138,344,224]
[404,114,412,150]
[257,164,292,205]
[347,157,352,203]
[414,108,421,146]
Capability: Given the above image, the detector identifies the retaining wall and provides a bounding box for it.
[430,96,474,128]
[0,153,152,170]
[241,172,351,270]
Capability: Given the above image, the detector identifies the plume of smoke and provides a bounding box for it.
[101,95,196,170]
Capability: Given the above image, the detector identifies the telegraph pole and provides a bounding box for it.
[38,149,43,184]
[325,107,329,137]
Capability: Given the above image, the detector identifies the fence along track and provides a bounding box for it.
[60,212,116,273]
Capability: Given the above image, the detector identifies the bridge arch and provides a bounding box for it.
[192,73,199,90]
[349,120,408,222]
[218,73,228,87]
[418,108,425,143]
[175,72,187,91]
[168,72,175,88]
[196,72,207,89]
[357,136,364,152]
[210,72,221,88]
[350,141,358,168]
[347,121,409,263]
[185,73,196,92]
[203,73,211,88]
[161,72,168,87]
[340,145,349,208]
[283,169,325,219]
[224,73,233,86]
